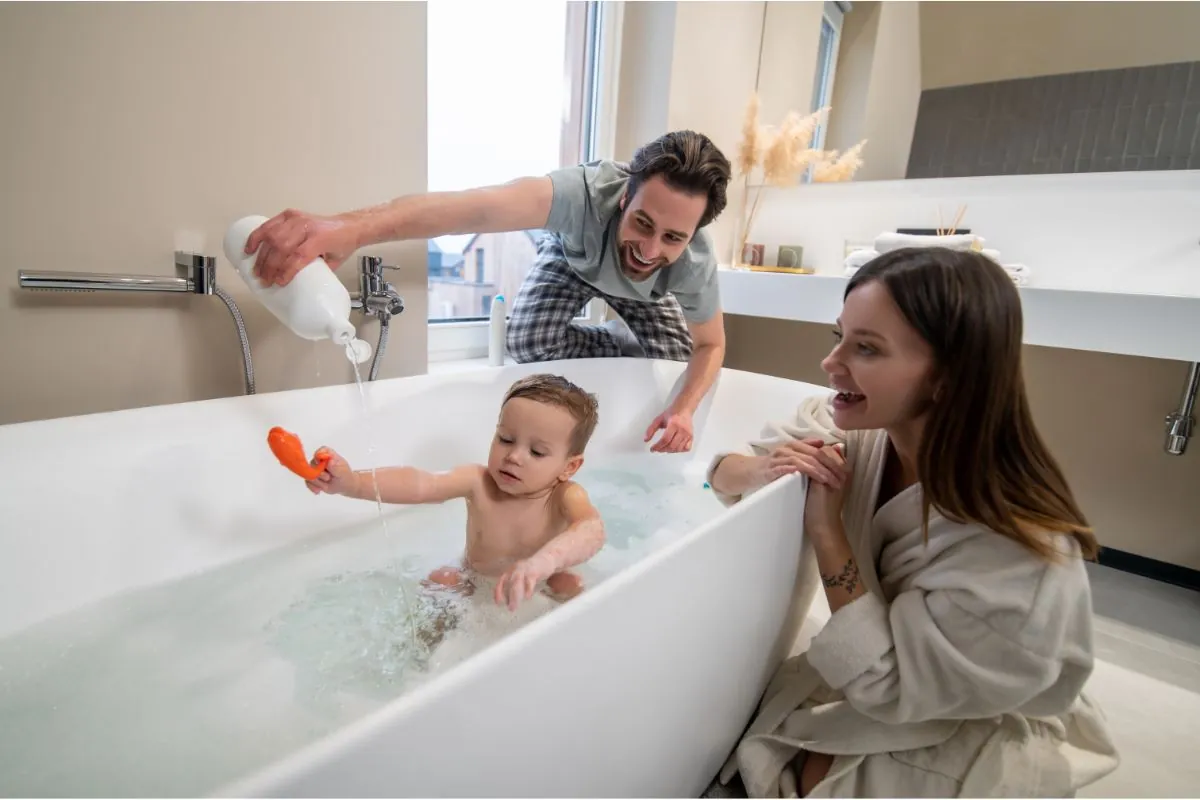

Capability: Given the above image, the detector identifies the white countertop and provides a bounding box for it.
[719,269,1200,364]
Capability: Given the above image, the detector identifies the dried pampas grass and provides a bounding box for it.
[737,92,761,178]
[735,94,865,264]
[812,140,867,183]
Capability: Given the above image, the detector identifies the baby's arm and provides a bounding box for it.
[310,449,482,505]
[493,482,605,610]
[534,482,606,572]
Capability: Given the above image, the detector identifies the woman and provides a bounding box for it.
[706,248,1119,797]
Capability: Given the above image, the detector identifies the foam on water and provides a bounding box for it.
[0,449,721,796]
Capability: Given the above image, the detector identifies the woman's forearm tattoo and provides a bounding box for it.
[821,559,861,595]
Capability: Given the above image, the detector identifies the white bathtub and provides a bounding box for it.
[0,357,827,797]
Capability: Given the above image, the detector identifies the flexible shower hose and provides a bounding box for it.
[368,315,390,382]
[213,285,256,395]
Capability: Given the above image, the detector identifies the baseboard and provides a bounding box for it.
[1098,547,1200,592]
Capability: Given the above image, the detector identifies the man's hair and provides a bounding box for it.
[502,373,600,455]
[626,130,732,230]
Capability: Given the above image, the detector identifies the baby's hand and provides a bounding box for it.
[494,554,556,611]
[305,447,357,496]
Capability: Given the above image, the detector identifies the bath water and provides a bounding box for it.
[0,446,722,797]
[345,345,422,668]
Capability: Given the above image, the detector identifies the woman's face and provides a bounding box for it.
[821,280,938,433]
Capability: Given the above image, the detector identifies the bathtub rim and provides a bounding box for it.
[215,470,804,797]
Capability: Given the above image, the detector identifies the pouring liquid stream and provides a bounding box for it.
[345,343,421,663]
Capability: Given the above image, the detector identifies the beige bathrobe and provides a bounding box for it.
[706,393,1120,797]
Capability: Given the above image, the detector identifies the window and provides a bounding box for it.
[427,1,620,362]
[809,1,846,153]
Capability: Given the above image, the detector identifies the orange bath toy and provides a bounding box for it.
[267,426,331,480]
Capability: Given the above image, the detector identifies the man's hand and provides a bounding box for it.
[245,209,363,287]
[645,408,694,453]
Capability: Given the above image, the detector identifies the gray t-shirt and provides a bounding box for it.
[542,159,721,324]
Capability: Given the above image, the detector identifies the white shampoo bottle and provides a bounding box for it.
[223,215,372,364]
[488,294,507,367]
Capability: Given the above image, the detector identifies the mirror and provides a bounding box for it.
[751,0,1200,183]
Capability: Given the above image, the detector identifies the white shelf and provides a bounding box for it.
[719,269,1200,364]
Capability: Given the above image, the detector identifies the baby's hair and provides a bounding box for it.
[502,373,600,455]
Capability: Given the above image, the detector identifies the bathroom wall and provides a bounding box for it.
[909,1,1200,179]
[614,1,824,266]
[722,171,1200,570]
[0,2,429,426]
[822,1,921,181]
[610,1,1200,571]
[907,62,1200,179]
[722,316,1200,572]
[920,1,1200,90]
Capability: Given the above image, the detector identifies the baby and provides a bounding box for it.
[306,373,606,611]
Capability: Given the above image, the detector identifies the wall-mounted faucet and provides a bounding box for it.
[1164,361,1199,456]
[16,252,406,395]
[17,252,256,395]
[350,255,405,381]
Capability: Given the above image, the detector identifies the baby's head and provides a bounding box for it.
[488,373,600,495]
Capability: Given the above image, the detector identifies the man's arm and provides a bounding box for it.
[643,308,726,453]
[349,176,554,246]
[670,308,726,416]
[246,176,554,286]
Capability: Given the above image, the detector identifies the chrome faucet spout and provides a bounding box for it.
[18,252,217,295]
[15,251,254,395]
[18,271,192,293]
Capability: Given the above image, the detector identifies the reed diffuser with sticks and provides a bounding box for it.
[734,92,867,273]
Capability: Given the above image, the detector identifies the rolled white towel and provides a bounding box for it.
[995,263,1029,286]
[1002,264,1030,286]
[843,248,879,271]
[874,232,984,254]
[981,248,1002,262]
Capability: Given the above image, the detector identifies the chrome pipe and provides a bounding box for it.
[352,255,404,381]
[1164,361,1199,456]
[18,270,192,293]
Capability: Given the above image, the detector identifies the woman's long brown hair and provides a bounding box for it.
[846,248,1099,561]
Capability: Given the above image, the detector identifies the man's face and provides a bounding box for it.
[615,175,707,282]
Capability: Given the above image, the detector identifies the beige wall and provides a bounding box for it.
[755,1,825,137]
[0,1,429,425]
[824,1,921,181]
[665,1,768,266]
[921,0,1200,90]
[613,0,677,163]
[722,315,1200,571]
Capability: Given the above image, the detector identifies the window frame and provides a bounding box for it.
[809,1,845,155]
[427,0,620,363]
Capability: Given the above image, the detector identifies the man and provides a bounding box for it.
[246,130,732,454]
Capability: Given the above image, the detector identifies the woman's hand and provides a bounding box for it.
[759,438,848,489]
[803,443,851,538]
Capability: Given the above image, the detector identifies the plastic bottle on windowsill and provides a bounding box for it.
[488,294,507,367]
[223,215,372,364]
